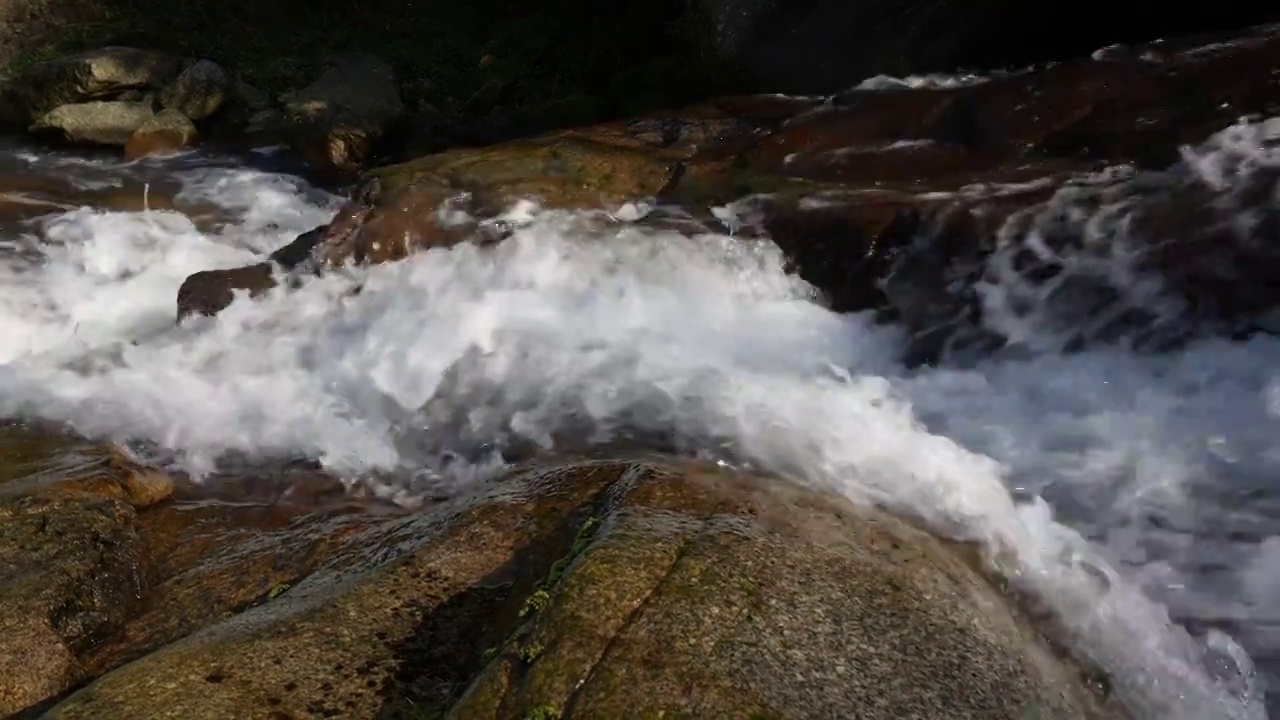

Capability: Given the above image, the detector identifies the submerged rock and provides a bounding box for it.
[34,458,1121,719]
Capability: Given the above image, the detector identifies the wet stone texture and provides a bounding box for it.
[0,424,400,717]
[178,23,1280,364]
[10,451,1127,720]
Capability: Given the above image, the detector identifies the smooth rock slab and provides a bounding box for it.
[43,459,1122,720]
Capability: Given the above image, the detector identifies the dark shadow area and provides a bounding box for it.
[722,0,1280,93]
[369,502,602,719]
[0,0,738,126]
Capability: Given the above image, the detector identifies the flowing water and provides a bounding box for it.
[1,117,1279,719]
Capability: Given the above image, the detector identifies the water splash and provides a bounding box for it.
[0,128,1276,717]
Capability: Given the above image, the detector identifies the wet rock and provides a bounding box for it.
[159,59,231,121]
[283,53,406,176]
[0,423,172,715]
[30,100,157,146]
[0,47,180,126]
[123,108,199,159]
[175,262,276,320]
[173,226,334,320]
[43,459,1122,719]
[0,422,402,715]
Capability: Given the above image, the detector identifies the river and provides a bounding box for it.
[0,130,1276,719]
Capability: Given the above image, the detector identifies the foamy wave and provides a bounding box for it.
[853,72,993,91]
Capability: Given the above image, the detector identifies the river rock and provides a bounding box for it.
[0,421,398,716]
[0,421,172,715]
[0,47,180,126]
[30,101,157,146]
[159,59,231,121]
[175,262,277,320]
[283,53,406,176]
[123,108,199,159]
[40,458,1121,719]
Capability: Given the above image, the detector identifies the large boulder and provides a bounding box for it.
[159,59,231,121]
[0,422,394,716]
[29,100,157,145]
[40,458,1122,719]
[0,47,180,126]
[283,53,406,177]
[0,421,172,715]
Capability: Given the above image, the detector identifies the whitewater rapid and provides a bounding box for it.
[0,131,1276,718]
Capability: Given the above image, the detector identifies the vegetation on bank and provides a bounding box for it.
[6,0,744,123]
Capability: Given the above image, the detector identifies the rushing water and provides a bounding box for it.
[0,122,1278,719]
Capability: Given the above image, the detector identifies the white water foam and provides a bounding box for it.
[0,136,1275,718]
[853,71,994,91]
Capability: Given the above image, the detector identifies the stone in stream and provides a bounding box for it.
[0,434,1122,719]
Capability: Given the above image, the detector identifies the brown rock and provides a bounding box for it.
[41,458,1122,720]
[175,262,276,320]
[0,423,174,715]
[0,421,402,715]
[123,108,199,159]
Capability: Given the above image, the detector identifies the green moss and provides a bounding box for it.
[267,582,290,599]
[517,640,545,664]
[523,704,560,720]
[519,589,550,618]
[1,0,743,120]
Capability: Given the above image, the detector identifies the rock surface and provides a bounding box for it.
[29,100,156,145]
[0,422,399,716]
[0,421,172,715]
[159,59,230,121]
[0,47,179,126]
[283,53,406,176]
[8,451,1120,720]
[123,108,199,158]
